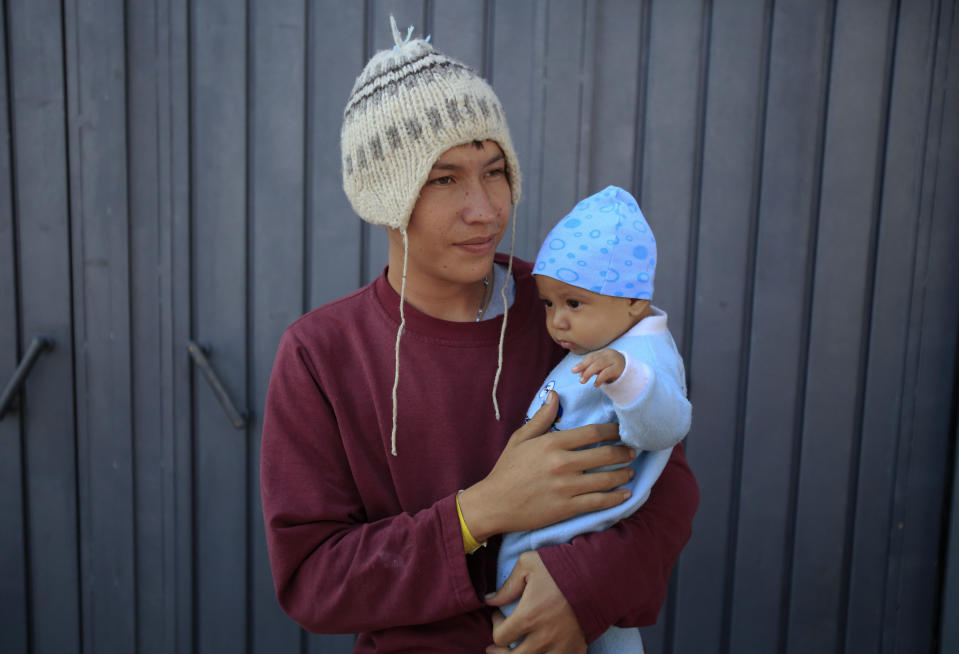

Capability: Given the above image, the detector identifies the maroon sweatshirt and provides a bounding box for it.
[260,256,699,652]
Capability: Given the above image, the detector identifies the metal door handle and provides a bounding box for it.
[0,336,55,420]
[187,340,248,429]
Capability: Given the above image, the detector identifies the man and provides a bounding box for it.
[260,18,698,653]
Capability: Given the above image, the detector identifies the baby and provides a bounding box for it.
[496,185,692,653]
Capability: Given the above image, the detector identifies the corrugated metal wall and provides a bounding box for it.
[1,1,957,653]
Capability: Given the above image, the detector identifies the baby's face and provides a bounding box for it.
[535,275,646,355]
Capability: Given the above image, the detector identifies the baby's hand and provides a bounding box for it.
[571,349,626,387]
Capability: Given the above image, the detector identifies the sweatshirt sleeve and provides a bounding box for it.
[537,442,699,643]
[259,330,484,634]
[603,337,691,451]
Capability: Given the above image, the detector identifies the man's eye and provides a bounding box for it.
[567,300,580,309]
[430,176,454,186]
[486,167,506,178]
[542,299,553,308]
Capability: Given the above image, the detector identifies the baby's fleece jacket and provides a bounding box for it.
[497,308,692,606]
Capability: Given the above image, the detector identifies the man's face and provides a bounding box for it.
[535,275,644,355]
[397,140,512,289]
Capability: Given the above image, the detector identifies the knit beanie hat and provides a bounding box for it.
[342,18,522,454]
[534,185,657,300]
[341,17,521,230]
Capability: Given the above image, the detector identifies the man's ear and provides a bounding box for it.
[627,298,651,319]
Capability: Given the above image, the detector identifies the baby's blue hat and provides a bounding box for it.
[533,185,656,300]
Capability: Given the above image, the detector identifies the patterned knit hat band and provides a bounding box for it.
[341,19,521,231]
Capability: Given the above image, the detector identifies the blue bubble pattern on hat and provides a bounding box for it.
[534,185,656,300]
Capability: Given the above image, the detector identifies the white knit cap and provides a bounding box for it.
[341,17,521,229]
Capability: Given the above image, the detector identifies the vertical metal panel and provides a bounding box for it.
[943,420,959,653]
[306,0,364,311]
[928,6,959,649]
[63,0,138,650]
[190,1,249,651]
[787,1,896,652]
[538,0,590,240]
[126,0,185,651]
[167,1,196,651]
[6,1,82,652]
[589,0,643,193]
[490,0,545,259]
[636,0,706,349]
[127,0,166,646]
[682,1,770,652]
[432,0,487,71]
[127,0,168,645]
[726,1,832,653]
[249,1,307,652]
[0,3,28,651]
[846,1,939,650]
[892,1,959,649]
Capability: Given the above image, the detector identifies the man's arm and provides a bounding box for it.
[456,390,637,543]
[485,444,697,648]
[261,331,486,633]
[539,442,698,641]
[486,551,589,653]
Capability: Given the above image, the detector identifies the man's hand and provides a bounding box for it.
[485,551,587,654]
[571,348,625,386]
[457,392,635,541]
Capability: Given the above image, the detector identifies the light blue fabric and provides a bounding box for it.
[497,317,690,652]
[534,185,656,300]
[589,625,644,654]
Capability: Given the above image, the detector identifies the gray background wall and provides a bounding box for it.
[1,1,958,653]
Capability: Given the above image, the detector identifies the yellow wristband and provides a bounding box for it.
[455,491,486,554]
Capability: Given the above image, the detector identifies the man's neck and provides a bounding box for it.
[386,266,491,323]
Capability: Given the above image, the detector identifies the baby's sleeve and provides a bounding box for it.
[602,334,691,451]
